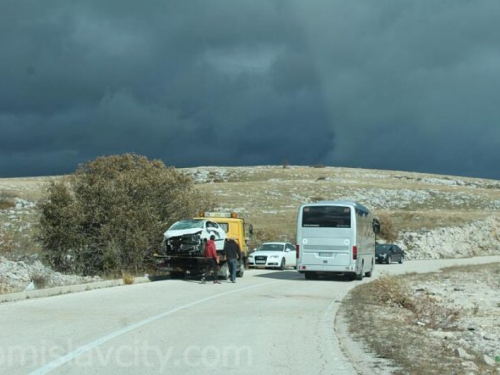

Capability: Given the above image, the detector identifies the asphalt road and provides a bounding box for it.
[2,255,500,375]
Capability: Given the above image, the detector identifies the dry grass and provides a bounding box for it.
[191,166,500,237]
[31,273,49,289]
[440,263,500,275]
[0,166,499,369]
[342,265,500,374]
[247,227,294,251]
[1,165,500,260]
[0,166,499,272]
[0,177,53,201]
[0,189,17,210]
[377,213,398,242]
[352,274,460,329]
[0,189,19,199]
[0,216,41,256]
[0,201,15,210]
[122,273,135,285]
[0,276,6,295]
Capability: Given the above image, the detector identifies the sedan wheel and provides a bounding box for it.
[399,255,404,264]
[237,265,244,277]
[279,258,285,271]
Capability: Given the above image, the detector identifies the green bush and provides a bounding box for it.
[37,153,214,275]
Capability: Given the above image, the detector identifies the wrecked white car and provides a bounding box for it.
[162,219,226,255]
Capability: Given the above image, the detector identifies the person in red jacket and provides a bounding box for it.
[201,235,220,284]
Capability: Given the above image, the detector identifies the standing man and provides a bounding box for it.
[223,237,241,283]
[202,235,220,284]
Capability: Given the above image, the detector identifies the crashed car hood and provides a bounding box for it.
[164,228,202,238]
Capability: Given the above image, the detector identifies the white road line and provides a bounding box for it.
[29,280,279,375]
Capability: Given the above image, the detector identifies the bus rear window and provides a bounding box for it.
[302,206,351,228]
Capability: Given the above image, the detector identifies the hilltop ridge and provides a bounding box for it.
[1,165,500,262]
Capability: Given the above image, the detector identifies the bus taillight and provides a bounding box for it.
[296,244,300,259]
[352,246,357,260]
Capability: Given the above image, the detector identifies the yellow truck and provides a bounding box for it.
[154,212,250,279]
[195,211,249,259]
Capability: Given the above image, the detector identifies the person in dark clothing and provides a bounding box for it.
[202,235,220,284]
[223,237,241,283]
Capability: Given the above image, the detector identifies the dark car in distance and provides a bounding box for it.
[375,244,405,264]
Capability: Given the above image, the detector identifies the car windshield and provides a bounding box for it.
[257,244,284,251]
[376,245,392,254]
[169,220,204,230]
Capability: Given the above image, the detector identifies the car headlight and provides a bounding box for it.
[269,255,279,259]
[248,255,254,259]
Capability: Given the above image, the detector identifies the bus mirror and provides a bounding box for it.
[372,218,381,234]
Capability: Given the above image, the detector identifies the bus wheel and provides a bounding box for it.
[347,273,357,281]
[304,272,319,280]
[356,263,364,280]
[365,260,374,277]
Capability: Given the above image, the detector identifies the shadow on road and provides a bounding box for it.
[148,274,202,283]
[312,273,358,283]
[147,274,170,282]
[250,270,299,280]
[148,272,239,284]
[253,270,357,282]
[250,269,353,282]
[149,269,358,283]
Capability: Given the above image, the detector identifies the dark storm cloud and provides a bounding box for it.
[1,0,500,178]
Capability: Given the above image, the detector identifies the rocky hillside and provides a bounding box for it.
[399,216,500,260]
[341,262,500,374]
[0,256,101,294]
[183,166,500,259]
[1,166,500,292]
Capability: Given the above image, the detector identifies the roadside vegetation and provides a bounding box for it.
[0,191,16,210]
[0,189,40,258]
[3,164,500,261]
[36,153,215,276]
[246,227,295,252]
[2,162,500,372]
[376,213,398,243]
[2,162,500,277]
[341,264,500,374]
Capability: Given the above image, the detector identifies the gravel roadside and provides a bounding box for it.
[338,261,500,374]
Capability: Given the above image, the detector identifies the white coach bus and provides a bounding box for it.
[296,200,380,280]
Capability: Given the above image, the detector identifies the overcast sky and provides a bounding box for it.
[2,0,500,179]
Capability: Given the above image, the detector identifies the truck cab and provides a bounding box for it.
[194,212,249,264]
